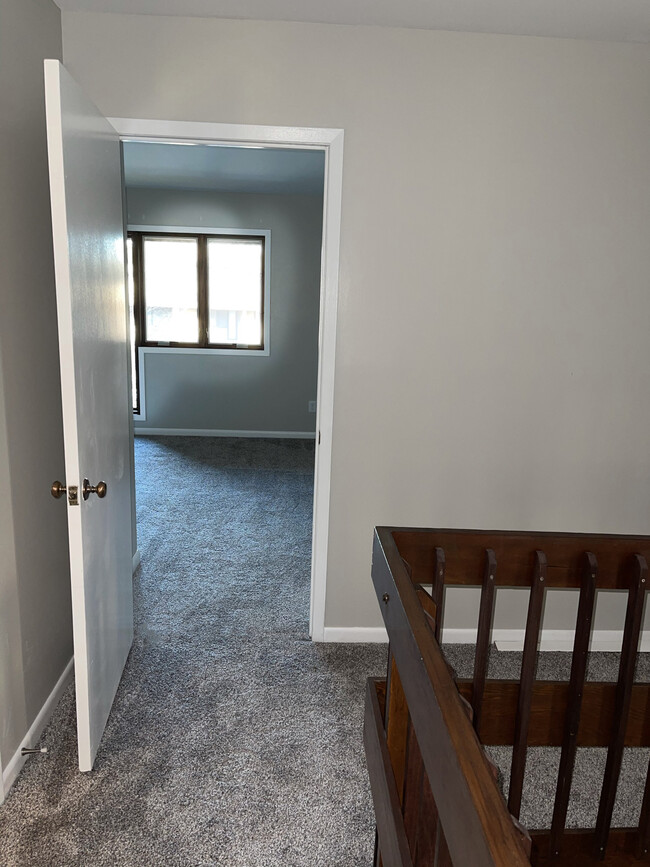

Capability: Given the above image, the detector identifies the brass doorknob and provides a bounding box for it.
[51,480,67,499]
[82,479,107,500]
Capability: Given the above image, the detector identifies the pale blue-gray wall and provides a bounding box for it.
[0,0,72,775]
[127,187,323,434]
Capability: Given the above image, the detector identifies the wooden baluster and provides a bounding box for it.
[472,549,497,733]
[593,554,648,858]
[383,646,393,740]
[636,755,650,859]
[431,547,446,642]
[417,584,438,629]
[366,678,413,867]
[435,827,453,867]
[385,651,409,800]
[414,771,438,866]
[408,583,442,864]
[375,644,395,867]
[376,643,396,867]
[508,551,547,819]
[548,552,598,858]
[402,716,424,860]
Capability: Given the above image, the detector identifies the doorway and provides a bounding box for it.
[42,61,346,776]
[112,118,344,642]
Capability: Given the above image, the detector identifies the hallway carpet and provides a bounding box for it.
[0,436,386,866]
[443,644,650,833]
[4,436,649,863]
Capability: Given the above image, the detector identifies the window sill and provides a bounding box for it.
[140,345,270,358]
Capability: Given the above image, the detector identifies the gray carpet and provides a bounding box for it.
[0,436,386,866]
[444,644,650,832]
[2,436,649,862]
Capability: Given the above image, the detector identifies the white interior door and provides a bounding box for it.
[44,59,133,772]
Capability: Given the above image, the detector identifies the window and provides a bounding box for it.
[142,235,200,344]
[207,238,265,346]
[127,229,268,414]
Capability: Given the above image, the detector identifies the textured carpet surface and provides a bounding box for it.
[444,644,650,832]
[3,436,649,862]
[0,437,386,866]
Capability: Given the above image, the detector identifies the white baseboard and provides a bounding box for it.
[321,627,389,643]
[1,656,74,803]
[134,427,316,439]
[132,549,141,573]
[320,625,650,653]
[443,627,650,652]
[493,629,650,653]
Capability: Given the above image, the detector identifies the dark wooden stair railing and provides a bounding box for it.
[365,526,650,867]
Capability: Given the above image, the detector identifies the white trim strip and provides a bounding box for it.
[132,549,141,573]
[138,345,269,358]
[132,349,146,422]
[108,118,343,148]
[1,657,74,801]
[320,626,650,652]
[308,129,344,641]
[493,629,650,653]
[109,116,344,646]
[322,627,389,643]
[134,428,316,439]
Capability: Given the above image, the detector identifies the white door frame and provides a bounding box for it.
[108,117,344,642]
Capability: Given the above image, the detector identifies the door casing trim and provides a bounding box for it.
[109,117,344,641]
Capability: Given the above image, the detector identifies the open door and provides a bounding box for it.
[44,60,133,772]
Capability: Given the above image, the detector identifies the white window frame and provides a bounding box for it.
[132,348,147,422]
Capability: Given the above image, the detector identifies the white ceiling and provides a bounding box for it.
[122,141,325,196]
[53,0,650,43]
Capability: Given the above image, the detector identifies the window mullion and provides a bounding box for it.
[198,235,208,346]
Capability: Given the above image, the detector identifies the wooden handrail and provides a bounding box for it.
[371,527,531,867]
[369,526,650,865]
[388,527,650,589]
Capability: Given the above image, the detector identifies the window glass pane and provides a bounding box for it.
[126,238,137,412]
[143,237,199,343]
[207,238,263,346]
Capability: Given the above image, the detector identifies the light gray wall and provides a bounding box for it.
[0,0,72,772]
[126,187,323,434]
[62,14,650,633]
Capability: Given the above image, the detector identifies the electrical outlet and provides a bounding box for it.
[308,400,317,413]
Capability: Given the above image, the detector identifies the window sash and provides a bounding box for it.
[142,234,200,345]
[207,236,265,347]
